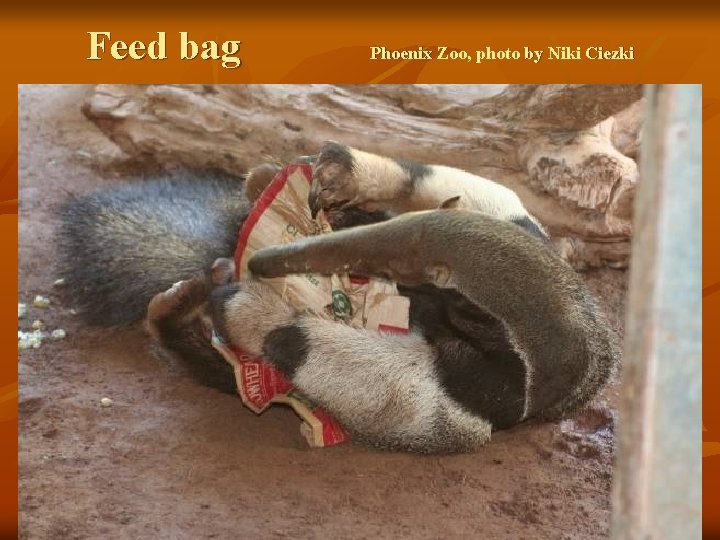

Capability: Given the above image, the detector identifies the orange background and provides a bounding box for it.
[3,4,715,538]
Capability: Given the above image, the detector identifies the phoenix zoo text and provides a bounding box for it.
[368,46,635,64]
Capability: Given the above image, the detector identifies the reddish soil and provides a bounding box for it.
[18,85,627,540]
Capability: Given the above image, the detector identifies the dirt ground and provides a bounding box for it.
[18,85,628,540]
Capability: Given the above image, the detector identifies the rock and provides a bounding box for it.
[554,237,631,270]
[611,99,645,159]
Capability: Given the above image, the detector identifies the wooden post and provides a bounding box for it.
[610,84,702,539]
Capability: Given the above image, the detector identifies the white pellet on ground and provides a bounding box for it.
[53,278,66,288]
[33,295,50,308]
[51,329,66,340]
[18,330,44,350]
[100,397,113,408]
[18,327,66,350]
[31,320,45,330]
[18,303,27,319]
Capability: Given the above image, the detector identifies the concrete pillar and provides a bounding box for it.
[610,84,702,539]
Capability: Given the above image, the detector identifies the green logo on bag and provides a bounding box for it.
[331,290,352,320]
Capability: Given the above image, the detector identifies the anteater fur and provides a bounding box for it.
[58,172,250,327]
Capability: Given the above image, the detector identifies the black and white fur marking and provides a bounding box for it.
[212,143,618,453]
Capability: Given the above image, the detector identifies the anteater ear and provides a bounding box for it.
[210,283,242,344]
[439,196,461,209]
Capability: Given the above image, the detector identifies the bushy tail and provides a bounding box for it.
[57,173,249,326]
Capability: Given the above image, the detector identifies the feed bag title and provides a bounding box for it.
[87,32,243,69]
